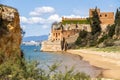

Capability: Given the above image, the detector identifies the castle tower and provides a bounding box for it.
[89,8,100,17]
[89,8,114,31]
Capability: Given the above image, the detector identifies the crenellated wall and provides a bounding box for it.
[62,17,86,21]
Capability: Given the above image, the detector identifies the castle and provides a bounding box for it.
[41,8,114,51]
[50,8,114,42]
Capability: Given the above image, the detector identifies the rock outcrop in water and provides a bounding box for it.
[0,4,22,57]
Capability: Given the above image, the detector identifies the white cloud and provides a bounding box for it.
[29,6,55,16]
[21,6,61,25]
[63,15,88,18]
[28,17,45,24]
[20,16,28,23]
[42,25,49,29]
[48,14,62,23]
[20,14,61,25]
[20,14,89,25]
[21,25,26,30]
[20,16,46,24]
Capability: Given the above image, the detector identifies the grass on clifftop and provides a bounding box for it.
[62,19,90,24]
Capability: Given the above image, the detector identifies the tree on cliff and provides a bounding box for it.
[75,30,88,46]
[107,24,115,38]
[115,8,119,24]
[75,7,102,47]
[90,7,101,35]
[114,8,120,36]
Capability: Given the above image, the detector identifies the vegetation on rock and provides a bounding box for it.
[75,7,120,48]
[75,7,101,47]
[107,24,115,38]
[0,52,91,80]
[62,19,90,25]
[90,7,101,35]
[114,8,120,38]
[75,30,88,46]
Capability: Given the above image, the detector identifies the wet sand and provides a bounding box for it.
[56,53,102,78]
[67,49,120,79]
[42,51,102,78]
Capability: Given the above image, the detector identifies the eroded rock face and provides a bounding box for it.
[41,40,62,51]
[0,5,22,57]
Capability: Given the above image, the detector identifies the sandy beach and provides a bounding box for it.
[67,49,120,79]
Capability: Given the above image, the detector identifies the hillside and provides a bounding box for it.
[22,35,48,42]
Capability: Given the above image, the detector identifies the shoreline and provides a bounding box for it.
[40,50,102,78]
[67,49,120,79]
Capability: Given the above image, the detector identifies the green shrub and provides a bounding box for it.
[108,24,115,37]
[0,53,91,80]
[103,39,114,47]
[98,35,108,44]
[75,30,88,46]
[62,19,90,25]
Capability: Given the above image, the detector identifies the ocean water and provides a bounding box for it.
[21,45,101,77]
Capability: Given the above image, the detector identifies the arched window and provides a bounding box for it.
[100,15,102,17]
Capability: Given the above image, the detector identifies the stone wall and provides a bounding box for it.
[89,8,114,25]
[99,12,114,25]
[51,23,91,41]
[62,17,86,21]
[77,24,91,32]
[41,40,62,51]
[41,23,91,52]
[41,33,79,51]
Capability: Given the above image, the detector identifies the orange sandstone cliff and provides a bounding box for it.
[0,4,22,57]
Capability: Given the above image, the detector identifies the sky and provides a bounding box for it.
[0,0,120,37]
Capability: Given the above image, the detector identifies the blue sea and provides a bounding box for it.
[21,45,101,77]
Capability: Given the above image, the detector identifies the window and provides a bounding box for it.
[105,14,107,17]
[100,15,102,17]
[56,33,57,37]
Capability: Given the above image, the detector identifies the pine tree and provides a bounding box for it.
[115,8,119,25]
[90,7,101,35]
[115,8,120,36]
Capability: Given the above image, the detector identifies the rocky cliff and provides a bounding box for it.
[41,33,79,51]
[0,4,22,57]
[41,40,62,51]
